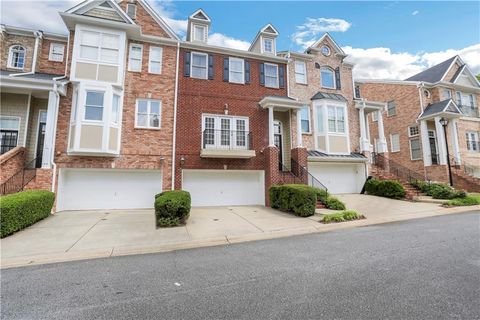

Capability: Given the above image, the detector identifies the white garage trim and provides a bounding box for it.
[308,162,367,194]
[57,168,163,211]
[182,169,265,207]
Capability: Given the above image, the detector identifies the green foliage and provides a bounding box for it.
[365,178,406,199]
[154,190,191,227]
[476,74,480,81]
[410,179,431,193]
[444,194,480,207]
[322,210,364,224]
[269,184,317,217]
[324,196,346,210]
[426,183,466,200]
[0,190,55,238]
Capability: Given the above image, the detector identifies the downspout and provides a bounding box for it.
[10,31,42,77]
[171,41,180,190]
[417,82,425,112]
[50,76,65,194]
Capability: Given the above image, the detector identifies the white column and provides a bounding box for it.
[42,90,58,168]
[358,105,368,152]
[434,116,447,165]
[420,120,431,166]
[450,119,461,165]
[296,109,302,147]
[268,107,275,147]
[376,109,388,153]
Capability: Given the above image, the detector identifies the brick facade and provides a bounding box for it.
[0,33,35,72]
[37,37,68,75]
[0,147,26,183]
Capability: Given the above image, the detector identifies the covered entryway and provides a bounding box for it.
[182,170,265,206]
[57,169,163,211]
[308,162,367,194]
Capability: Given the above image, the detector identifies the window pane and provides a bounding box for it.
[137,114,147,127]
[300,107,310,133]
[86,92,104,106]
[150,101,160,114]
[192,66,207,79]
[130,60,141,71]
[80,46,98,60]
[264,39,273,52]
[316,107,324,132]
[192,54,206,67]
[328,106,336,132]
[321,68,334,88]
[101,48,118,63]
[221,119,230,146]
[230,71,243,83]
[265,64,277,77]
[150,62,161,73]
[204,117,215,145]
[81,31,99,46]
[230,59,243,72]
[101,34,119,49]
[137,100,148,113]
[85,106,103,121]
[194,25,204,41]
[0,118,20,130]
[150,47,162,61]
[130,46,142,59]
[150,114,160,128]
[112,95,119,124]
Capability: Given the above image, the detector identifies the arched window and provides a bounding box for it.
[320,67,335,89]
[8,45,26,69]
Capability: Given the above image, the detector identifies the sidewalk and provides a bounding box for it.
[1,194,478,269]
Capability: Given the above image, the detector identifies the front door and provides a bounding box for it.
[428,130,438,165]
[35,111,47,168]
[274,121,283,170]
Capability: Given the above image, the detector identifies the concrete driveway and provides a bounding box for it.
[1,195,475,268]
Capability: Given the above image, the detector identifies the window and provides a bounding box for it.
[148,46,162,74]
[300,106,310,133]
[327,106,345,133]
[442,89,451,100]
[321,45,331,56]
[111,94,120,125]
[191,52,207,79]
[263,38,273,53]
[409,138,422,160]
[390,133,400,152]
[49,43,65,62]
[0,117,20,154]
[193,25,205,42]
[295,61,307,84]
[372,111,378,122]
[469,94,475,107]
[466,132,479,152]
[128,44,143,72]
[80,31,119,63]
[136,99,161,129]
[320,67,335,89]
[126,4,136,19]
[8,45,25,69]
[202,115,249,149]
[264,63,279,88]
[387,101,396,116]
[408,125,419,137]
[456,92,462,105]
[84,91,104,121]
[229,57,244,84]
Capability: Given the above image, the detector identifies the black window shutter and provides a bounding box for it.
[259,63,265,85]
[223,58,229,82]
[245,60,250,84]
[355,85,361,98]
[184,51,190,77]
[335,67,341,89]
[208,54,214,80]
[279,65,285,88]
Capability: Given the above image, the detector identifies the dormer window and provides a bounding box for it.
[193,24,206,42]
[263,38,273,54]
[126,4,136,19]
[8,45,26,69]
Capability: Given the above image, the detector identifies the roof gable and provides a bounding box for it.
[190,9,211,22]
[67,0,134,24]
[307,33,345,56]
[452,64,480,88]
[419,99,462,119]
[261,24,279,35]
[405,56,457,82]
[132,0,180,39]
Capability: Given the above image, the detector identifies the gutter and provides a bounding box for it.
[171,41,180,190]
[50,75,65,194]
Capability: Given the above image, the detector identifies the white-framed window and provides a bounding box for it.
[408,125,419,137]
[409,138,422,160]
[80,30,119,64]
[193,24,206,42]
[135,99,161,129]
[0,116,20,154]
[264,63,279,88]
[263,38,273,53]
[111,94,120,125]
[84,91,105,121]
[295,61,307,84]
[442,89,451,100]
[387,101,396,116]
[229,57,244,84]
[465,131,479,152]
[327,106,345,133]
[202,114,249,149]
[372,111,379,122]
[191,52,208,79]
[148,46,162,74]
[390,133,400,152]
[300,106,310,133]
[126,3,136,19]
[128,43,143,72]
[320,67,335,89]
[49,43,65,62]
[456,91,463,105]
[469,94,476,107]
[7,45,26,69]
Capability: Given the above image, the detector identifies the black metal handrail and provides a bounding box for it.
[0,157,38,195]
[372,152,425,185]
[202,129,252,150]
[291,158,328,192]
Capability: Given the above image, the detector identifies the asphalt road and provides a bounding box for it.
[1,212,479,320]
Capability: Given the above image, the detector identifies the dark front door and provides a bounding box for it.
[428,131,438,165]
[274,121,283,171]
[36,122,46,168]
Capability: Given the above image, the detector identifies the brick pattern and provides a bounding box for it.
[37,38,68,75]
[0,33,35,72]
[24,168,53,191]
[118,0,172,38]
[0,147,26,183]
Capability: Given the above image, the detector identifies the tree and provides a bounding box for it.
[477,74,480,81]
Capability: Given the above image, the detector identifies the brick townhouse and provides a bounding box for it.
[357,55,480,191]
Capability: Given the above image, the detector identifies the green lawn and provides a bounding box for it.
[444,193,480,207]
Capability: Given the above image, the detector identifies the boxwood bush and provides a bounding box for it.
[269,184,316,217]
[155,190,191,227]
[323,196,346,210]
[0,190,55,238]
[426,183,466,200]
[365,178,406,199]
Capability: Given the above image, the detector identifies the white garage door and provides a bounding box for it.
[182,170,265,206]
[308,162,366,194]
[58,169,163,211]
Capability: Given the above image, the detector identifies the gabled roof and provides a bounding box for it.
[451,63,480,87]
[66,0,135,25]
[311,92,347,102]
[405,56,457,82]
[248,23,279,51]
[418,99,462,119]
[137,0,180,40]
[189,9,211,23]
[306,33,346,56]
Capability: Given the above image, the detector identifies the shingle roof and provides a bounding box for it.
[419,99,461,118]
[0,70,67,81]
[310,92,347,101]
[307,150,367,159]
[405,56,457,82]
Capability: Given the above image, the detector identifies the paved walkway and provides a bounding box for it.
[1,194,477,268]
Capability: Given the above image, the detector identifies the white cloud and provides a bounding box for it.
[208,33,250,51]
[292,17,351,48]
[412,10,419,16]
[344,43,480,80]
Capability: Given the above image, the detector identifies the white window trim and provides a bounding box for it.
[262,37,275,54]
[327,105,346,134]
[320,67,335,89]
[466,131,479,152]
[387,101,396,117]
[7,45,26,69]
[48,43,65,62]
[78,30,120,65]
[300,106,311,134]
[264,62,279,88]
[148,46,163,74]
[126,3,137,19]
[372,111,378,122]
[409,138,422,160]
[390,133,400,152]
[295,60,307,84]
[192,24,206,42]
[83,90,106,123]
[228,57,245,84]
[33,110,48,159]
[0,116,21,150]
[128,43,143,72]
[135,99,162,130]
[201,114,250,149]
[408,125,419,137]
[190,52,208,80]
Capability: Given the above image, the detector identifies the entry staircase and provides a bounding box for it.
[0,158,38,195]
[450,157,480,193]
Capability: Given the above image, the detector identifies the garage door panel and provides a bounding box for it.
[308,163,366,194]
[183,170,265,207]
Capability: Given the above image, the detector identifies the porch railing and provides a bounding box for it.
[372,152,425,185]
[202,129,252,150]
[0,157,38,195]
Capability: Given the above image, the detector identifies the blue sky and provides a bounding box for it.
[1,0,479,79]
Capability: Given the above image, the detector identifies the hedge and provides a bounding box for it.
[155,190,191,227]
[0,190,55,238]
[269,184,317,217]
[323,196,346,210]
[322,210,364,224]
[365,179,406,199]
[427,183,466,200]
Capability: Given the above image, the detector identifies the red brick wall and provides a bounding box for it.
[118,0,172,38]
[37,38,68,75]
[0,147,26,183]
[24,169,53,191]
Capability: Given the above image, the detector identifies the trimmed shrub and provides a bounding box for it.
[322,210,364,224]
[426,183,466,200]
[365,179,406,199]
[410,180,430,193]
[0,190,55,238]
[155,190,191,227]
[324,196,346,210]
[444,194,480,207]
[269,184,316,217]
